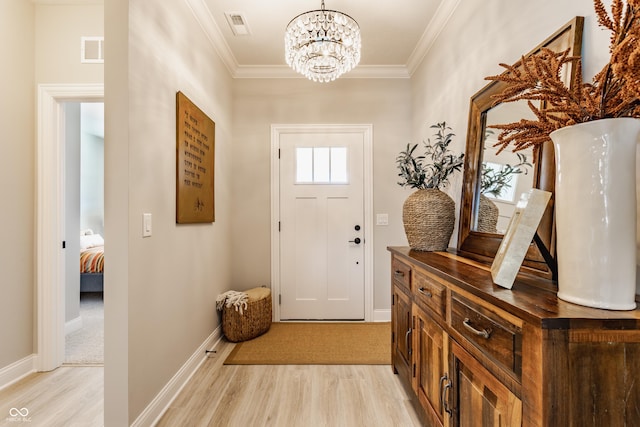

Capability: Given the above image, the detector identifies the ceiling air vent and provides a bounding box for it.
[225,12,251,36]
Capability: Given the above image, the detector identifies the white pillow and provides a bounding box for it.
[80,233,104,250]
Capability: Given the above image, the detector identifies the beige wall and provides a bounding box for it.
[33,1,105,348]
[0,0,104,384]
[35,4,103,84]
[104,0,129,423]
[231,78,412,312]
[0,0,35,370]
[105,0,233,423]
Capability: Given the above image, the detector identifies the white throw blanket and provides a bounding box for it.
[216,290,249,315]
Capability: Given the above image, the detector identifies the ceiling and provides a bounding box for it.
[195,0,460,79]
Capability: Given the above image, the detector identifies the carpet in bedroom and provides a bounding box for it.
[65,292,104,365]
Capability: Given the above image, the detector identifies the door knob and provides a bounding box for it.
[349,237,362,244]
[354,225,361,231]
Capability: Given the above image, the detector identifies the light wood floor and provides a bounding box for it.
[157,339,421,427]
[0,340,420,427]
[0,365,103,427]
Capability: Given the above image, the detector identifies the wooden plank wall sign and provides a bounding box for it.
[176,91,215,223]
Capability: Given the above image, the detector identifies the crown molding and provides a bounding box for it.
[233,65,410,79]
[187,0,456,80]
[232,66,299,79]
[185,0,239,76]
[31,0,103,4]
[406,0,462,76]
[35,0,459,79]
[345,65,411,79]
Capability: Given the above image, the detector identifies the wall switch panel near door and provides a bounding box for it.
[376,213,389,226]
[143,213,152,237]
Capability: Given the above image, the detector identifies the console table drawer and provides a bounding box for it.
[413,268,446,318]
[392,257,412,292]
[451,293,522,377]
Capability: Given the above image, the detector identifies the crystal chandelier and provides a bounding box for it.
[284,0,361,83]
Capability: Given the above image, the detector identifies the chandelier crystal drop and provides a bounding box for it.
[284,0,361,83]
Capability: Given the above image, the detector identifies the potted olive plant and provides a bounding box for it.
[396,122,464,251]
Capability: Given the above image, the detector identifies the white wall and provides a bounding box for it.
[80,130,105,236]
[0,0,35,370]
[411,0,612,247]
[105,0,233,423]
[231,78,412,313]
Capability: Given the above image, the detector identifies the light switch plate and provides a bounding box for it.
[376,213,389,226]
[143,213,152,237]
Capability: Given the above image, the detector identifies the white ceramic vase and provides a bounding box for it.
[550,117,640,310]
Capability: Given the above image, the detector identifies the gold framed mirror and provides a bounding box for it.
[457,17,584,279]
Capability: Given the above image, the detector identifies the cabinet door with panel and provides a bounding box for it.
[450,340,522,427]
[392,285,412,380]
[413,304,448,427]
[389,247,640,427]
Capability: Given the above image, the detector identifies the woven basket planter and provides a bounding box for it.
[477,194,499,234]
[402,189,455,251]
[222,287,272,342]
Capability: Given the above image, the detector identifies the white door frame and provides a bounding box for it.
[36,84,104,371]
[270,124,373,322]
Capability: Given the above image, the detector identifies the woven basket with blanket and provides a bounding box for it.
[216,287,272,342]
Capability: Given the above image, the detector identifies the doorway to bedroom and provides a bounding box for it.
[63,102,105,365]
[37,84,104,372]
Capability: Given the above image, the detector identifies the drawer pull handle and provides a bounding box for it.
[418,287,432,298]
[394,270,405,277]
[463,318,492,339]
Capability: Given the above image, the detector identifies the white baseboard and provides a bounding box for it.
[0,355,36,392]
[373,309,391,322]
[65,316,83,335]
[131,326,223,427]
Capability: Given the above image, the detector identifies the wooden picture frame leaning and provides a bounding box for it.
[491,189,552,289]
[176,91,215,223]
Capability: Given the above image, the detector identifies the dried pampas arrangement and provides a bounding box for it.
[486,0,640,155]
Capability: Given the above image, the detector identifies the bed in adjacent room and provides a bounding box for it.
[80,231,104,293]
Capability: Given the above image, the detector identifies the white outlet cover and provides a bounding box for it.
[143,213,152,237]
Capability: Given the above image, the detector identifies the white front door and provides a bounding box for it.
[278,129,366,320]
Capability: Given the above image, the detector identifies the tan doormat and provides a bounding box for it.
[224,322,391,365]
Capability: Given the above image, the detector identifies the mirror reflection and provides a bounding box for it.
[457,17,583,277]
[474,101,535,234]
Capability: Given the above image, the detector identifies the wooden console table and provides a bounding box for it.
[388,247,640,427]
